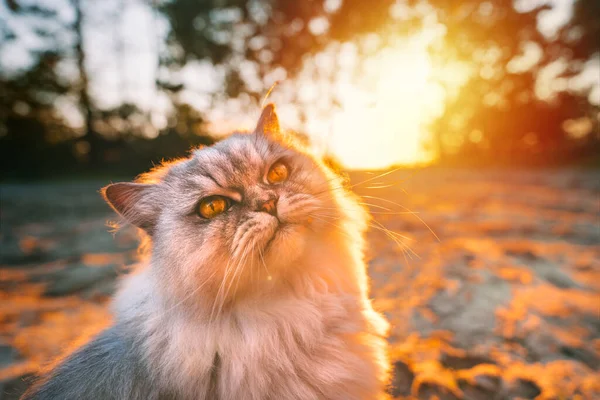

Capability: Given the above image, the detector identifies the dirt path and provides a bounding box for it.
[1,169,599,399]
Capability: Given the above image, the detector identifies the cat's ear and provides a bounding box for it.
[254,103,280,137]
[102,182,159,234]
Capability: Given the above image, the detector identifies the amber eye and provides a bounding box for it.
[267,161,289,184]
[198,196,230,219]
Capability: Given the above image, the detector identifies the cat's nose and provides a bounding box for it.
[257,197,278,216]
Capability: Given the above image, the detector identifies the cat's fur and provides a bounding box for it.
[22,105,390,400]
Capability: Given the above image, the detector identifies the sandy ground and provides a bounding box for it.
[0,168,599,399]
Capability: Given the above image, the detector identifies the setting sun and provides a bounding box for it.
[209,36,451,171]
[323,39,444,170]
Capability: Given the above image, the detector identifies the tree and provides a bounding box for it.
[558,0,600,62]
[70,0,102,166]
[157,0,397,99]
[556,0,600,152]
[0,51,75,177]
[418,1,562,161]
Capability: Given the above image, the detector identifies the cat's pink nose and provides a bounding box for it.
[258,197,278,216]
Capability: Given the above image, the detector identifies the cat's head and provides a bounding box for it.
[103,104,366,311]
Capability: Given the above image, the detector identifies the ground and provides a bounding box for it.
[0,168,599,399]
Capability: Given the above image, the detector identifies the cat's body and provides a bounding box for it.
[22,105,390,400]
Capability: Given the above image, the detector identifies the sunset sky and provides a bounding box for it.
[1,0,598,169]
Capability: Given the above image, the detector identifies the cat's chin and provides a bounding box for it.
[262,222,308,270]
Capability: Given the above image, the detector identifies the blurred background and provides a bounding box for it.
[0,0,599,399]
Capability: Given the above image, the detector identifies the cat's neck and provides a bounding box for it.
[114,231,367,329]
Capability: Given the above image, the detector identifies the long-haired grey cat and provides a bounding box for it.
[22,105,390,400]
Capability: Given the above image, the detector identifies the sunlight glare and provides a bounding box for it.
[327,40,444,169]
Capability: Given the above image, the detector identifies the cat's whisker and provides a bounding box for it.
[232,247,254,304]
[306,215,369,248]
[210,254,237,324]
[309,213,419,270]
[218,243,251,318]
[369,220,414,242]
[250,246,256,293]
[308,212,340,221]
[361,195,440,242]
[317,207,418,216]
[376,222,413,267]
[313,182,434,245]
[356,202,393,211]
[245,247,256,295]
[258,246,271,281]
[370,210,418,215]
[311,184,346,198]
[308,204,420,216]
[368,220,420,260]
[216,225,256,316]
[357,175,415,192]
[218,240,261,316]
[309,211,419,262]
[310,167,406,198]
[311,214,420,258]
[309,167,423,211]
[363,183,399,190]
[368,223,416,264]
[311,187,392,210]
[348,167,405,189]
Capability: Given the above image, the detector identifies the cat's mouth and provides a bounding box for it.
[238,212,309,261]
[262,219,310,258]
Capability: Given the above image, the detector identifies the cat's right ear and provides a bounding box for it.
[254,103,281,137]
[102,182,159,234]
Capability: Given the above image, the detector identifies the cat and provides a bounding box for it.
[22,104,390,400]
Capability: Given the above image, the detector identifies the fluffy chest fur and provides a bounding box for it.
[117,270,388,400]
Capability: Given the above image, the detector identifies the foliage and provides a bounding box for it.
[159,0,599,164]
[0,0,598,178]
[558,0,600,62]
[420,0,597,162]
[158,0,399,98]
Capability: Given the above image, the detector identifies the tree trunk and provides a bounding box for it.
[72,0,101,166]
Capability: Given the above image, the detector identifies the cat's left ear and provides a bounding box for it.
[254,103,280,137]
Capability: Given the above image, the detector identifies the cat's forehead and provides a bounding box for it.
[201,133,269,168]
[167,133,286,187]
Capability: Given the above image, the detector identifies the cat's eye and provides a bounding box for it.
[267,161,289,184]
[197,196,231,219]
